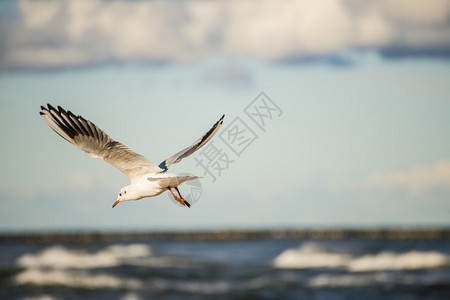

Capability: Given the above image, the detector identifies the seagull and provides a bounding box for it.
[39,104,224,208]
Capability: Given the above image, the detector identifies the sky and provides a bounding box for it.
[1,0,450,231]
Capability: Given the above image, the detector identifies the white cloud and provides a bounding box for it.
[222,0,354,58]
[367,160,450,195]
[382,0,450,25]
[1,0,450,70]
[19,0,62,28]
[354,13,393,47]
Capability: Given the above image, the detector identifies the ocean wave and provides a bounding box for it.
[14,268,232,293]
[23,296,57,300]
[13,266,450,292]
[273,243,450,271]
[273,243,351,269]
[16,244,152,269]
[121,293,141,300]
[348,251,449,271]
[126,256,193,268]
[308,271,450,288]
[15,269,143,289]
[308,273,390,288]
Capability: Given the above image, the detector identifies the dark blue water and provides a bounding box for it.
[1,238,449,299]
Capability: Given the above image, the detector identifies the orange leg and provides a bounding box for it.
[174,187,183,198]
[168,187,191,208]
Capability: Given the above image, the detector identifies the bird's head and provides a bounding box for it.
[112,186,131,208]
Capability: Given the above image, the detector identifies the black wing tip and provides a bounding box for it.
[47,104,57,112]
[41,104,79,121]
[218,114,225,125]
[40,104,53,112]
[41,104,69,115]
[40,104,52,116]
[40,103,80,139]
[68,110,77,118]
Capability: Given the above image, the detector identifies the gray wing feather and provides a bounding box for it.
[40,104,161,179]
[147,174,202,188]
[158,114,225,172]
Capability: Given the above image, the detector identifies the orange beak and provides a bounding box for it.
[112,199,120,208]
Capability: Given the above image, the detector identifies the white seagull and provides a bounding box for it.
[40,104,224,208]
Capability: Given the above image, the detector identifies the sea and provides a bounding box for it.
[1,231,450,300]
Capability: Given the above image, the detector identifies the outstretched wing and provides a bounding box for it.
[158,114,225,172]
[40,104,162,179]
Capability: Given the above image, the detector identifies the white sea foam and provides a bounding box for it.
[107,244,152,259]
[308,271,450,288]
[273,243,450,271]
[121,293,142,300]
[348,251,450,272]
[14,268,232,293]
[16,244,152,269]
[273,243,351,269]
[15,269,142,290]
[308,273,390,288]
[153,280,233,294]
[23,296,57,300]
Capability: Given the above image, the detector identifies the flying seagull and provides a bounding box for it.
[40,104,224,208]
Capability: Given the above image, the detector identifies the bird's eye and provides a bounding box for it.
[119,193,122,197]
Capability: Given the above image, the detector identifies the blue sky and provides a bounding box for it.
[1,0,450,231]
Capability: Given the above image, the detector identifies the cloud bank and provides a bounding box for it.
[367,160,450,195]
[1,0,450,70]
